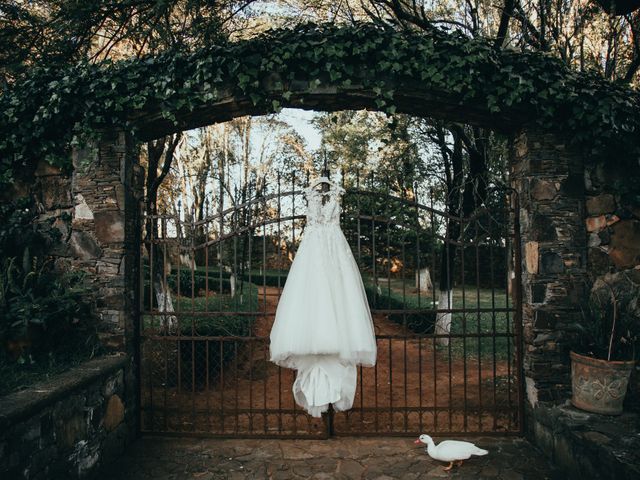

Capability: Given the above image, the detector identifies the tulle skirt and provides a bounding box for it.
[269,223,377,417]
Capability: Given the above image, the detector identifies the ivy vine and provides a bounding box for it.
[1,22,639,186]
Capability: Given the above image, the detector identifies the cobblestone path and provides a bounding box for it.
[96,436,561,479]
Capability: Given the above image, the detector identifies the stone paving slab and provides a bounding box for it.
[96,436,562,480]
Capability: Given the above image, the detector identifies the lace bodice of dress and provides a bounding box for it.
[304,186,344,228]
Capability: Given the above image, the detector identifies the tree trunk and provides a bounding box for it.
[435,130,464,346]
[145,135,180,330]
[434,126,489,345]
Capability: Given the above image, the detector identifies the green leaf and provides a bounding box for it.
[249,93,261,106]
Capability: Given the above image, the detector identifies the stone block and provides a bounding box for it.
[101,423,127,464]
[74,194,94,220]
[553,435,578,478]
[562,257,579,269]
[56,412,86,450]
[540,251,564,274]
[70,231,102,260]
[534,310,556,329]
[581,431,611,445]
[587,247,611,275]
[608,219,640,268]
[21,416,41,442]
[586,194,616,215]
[102,370,124,398]
[586,215,606,232]
[52,216,70,240]
[52,394,85,420]
[97,261,119,275]
[588,233,601,247]
[96,295,125,311]
[41,176,73,210]
[30,445,57,476]
[554,222,579,244]
[533,332,557,345]
[606,214,620,227]
[531,283,546,303]
[531,214,557,242]
[94,211,125,244]
[69,439,100,478]
[337,459,365,478]
[532,420,553,456]
[85,387,104,409]
[40,412,55,446]
[560,174,583,197]
[115,184,126,210]
[530,179,558,201]
[103,394,125,431]
[525,241,539,274]
[598,228,611,245]
[99,309,124,326]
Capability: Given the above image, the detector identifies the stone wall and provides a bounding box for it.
[583,159,640,410]
[0,355,135,479]
[29,131,144,358]
[514,132,640,479]
[531,404,640,480]
[1,132,145,478]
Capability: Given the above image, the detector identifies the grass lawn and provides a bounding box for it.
[365,276,515,360]
[142,282,259,337]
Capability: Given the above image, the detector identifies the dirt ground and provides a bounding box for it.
[141,287,519,436]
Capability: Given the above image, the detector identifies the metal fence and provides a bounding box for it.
[138,170,522,438]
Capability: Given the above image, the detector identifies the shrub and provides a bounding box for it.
[173,287,258,391]
[365,284,436,334]
[0,199,97,395]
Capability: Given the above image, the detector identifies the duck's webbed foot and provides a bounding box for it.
[443,462,454,471]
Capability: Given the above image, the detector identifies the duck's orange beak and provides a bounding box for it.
[414,439,422,444]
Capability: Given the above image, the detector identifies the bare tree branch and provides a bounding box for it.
[494,0,516,48]
[623,12,640,81]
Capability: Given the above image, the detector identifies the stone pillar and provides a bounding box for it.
[511,130,588,408]
[71,131,143,357]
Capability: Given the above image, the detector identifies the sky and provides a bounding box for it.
[277,108,322,151]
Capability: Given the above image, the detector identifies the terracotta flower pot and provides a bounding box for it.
[570,351,635,415]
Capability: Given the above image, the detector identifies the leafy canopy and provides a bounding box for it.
[1,22,639,186]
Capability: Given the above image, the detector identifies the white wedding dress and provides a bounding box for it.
[269,182,377,417]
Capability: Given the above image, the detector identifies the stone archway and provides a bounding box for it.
[64,24,606,437]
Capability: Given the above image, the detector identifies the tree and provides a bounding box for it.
[425,122,490,344]
[0,0,257,87]
[143,133,181,329]
[364,0,640,84]
[355,0,638,342]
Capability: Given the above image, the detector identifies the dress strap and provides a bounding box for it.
[304,184,345,196]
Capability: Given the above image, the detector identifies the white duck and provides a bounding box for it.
[414,434,488,471]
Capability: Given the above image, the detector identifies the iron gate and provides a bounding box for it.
[138,171,522,437]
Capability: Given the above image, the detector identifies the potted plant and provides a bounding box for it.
[569,278,638,415]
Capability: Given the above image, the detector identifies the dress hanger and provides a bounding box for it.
[308,176,334,190]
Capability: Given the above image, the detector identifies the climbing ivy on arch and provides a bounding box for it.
[0,22,639,186]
